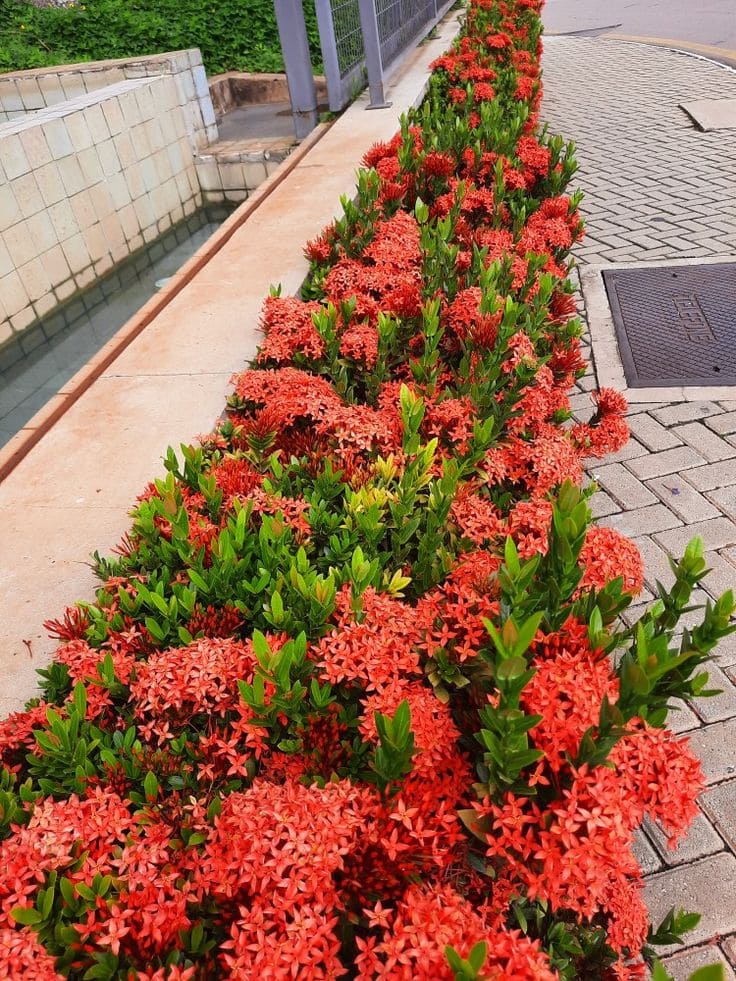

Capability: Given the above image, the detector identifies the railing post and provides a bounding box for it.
[314,0,344,112]
[357,0,392,109]
[273,0,319,140]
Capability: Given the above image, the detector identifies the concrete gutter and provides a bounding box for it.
[0,121,330,485]
[0,8,464,715]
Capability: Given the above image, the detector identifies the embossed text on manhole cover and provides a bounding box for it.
[602,263,736,387]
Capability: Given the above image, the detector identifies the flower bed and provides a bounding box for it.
[1,1,734,978]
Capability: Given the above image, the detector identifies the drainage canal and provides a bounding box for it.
[0,205,235,450]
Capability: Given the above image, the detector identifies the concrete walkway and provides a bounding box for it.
[0,11,463,718]
[543,37,736,977]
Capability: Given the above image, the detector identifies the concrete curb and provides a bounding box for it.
[601,34,736,72]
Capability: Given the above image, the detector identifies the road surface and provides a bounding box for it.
[543,0,736,51]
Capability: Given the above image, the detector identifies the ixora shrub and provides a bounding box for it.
[0,1,734,978]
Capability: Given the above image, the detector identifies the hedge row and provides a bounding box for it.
[1,0,734,978]
[0,0,321,76]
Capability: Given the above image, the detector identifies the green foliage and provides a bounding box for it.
[647,907,701,952]
[0,0,322,76]
[617,538,736,725]
[368,699,416,793]
[651,962,725,981]
[445,940,488,979]
[474,610,544,795]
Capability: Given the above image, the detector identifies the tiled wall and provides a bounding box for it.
[0,50,217,150]
[0,74,203,346]
[195,145,293,205]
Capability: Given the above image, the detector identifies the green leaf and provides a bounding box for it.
[143,771,159,802]
[11,906,43,925]
[689,968,725,981]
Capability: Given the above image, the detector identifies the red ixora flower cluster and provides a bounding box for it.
[0,0,716,978]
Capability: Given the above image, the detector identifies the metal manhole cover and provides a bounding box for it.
[602,263,736,387]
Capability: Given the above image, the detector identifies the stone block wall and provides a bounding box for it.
[0,74,203,346]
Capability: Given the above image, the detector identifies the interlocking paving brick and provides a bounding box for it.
[628,413,683,451]
[668,699,702,734]
[707,485,736,522]
[701,780,736,852]
[661,945,736,981]
[542,35,736,962]
[655,518,736,555]
[720,637,736,669]
[644,812,723,867]
[707,412,736,436]
[568,391,594,416]
[588,490,620,518]
[603,504,681,538]
[691,663,736,724]
[723,935,736,968]
[683,462,736,492]
[645,853,736,951]
[590,462,657,509]
[647,475,720,523]
[686,719,736,785]
[597,437,650,464]
[632,535,677,591]
[627,447,707,481]
[620,601,651,627]
[675,588,713,632]
[701,550,736,600]
[673,422,736,463]
[653,403,724,427]
[633,829,664,875]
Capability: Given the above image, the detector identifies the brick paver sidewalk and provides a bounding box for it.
[543,37,736,978]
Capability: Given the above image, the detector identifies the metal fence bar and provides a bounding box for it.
[273,0,319,139]
[379,0,455,81]
[315,0,346,112]
[315,0,452,113]
[357,0,391,108]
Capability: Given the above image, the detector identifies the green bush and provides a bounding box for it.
[0,0,322,76]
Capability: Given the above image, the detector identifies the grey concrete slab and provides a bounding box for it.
[681,98,736,131]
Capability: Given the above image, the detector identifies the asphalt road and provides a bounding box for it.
[543,0,736,50]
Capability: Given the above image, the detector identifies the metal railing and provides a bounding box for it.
[315,0,454,112]
[315,0,367,112]
[274,0,454,137]
[376,0,443,74]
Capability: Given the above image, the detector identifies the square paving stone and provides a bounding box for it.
[680,97,736,132]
